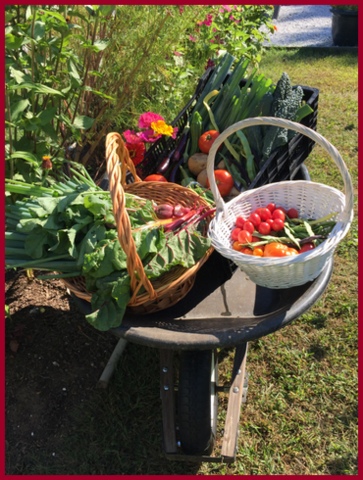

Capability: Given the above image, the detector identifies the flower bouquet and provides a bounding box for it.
[122,112,178,176]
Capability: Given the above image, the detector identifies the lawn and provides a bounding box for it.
[5,47,358,475]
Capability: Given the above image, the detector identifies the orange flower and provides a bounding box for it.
[41,155,52,170]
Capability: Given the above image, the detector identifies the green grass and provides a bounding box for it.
[8,47,358,475]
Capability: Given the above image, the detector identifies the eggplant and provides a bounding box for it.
[156,148,176,174]
[168,157,185,183]
[171,130,190,164]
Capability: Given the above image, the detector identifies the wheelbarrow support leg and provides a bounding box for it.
[221,342,248,462]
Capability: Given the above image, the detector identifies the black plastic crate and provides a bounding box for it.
[248,85,319,189]
[136,67,214,179]
[136,71,319,188]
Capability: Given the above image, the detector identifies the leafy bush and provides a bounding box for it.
[5,4,275,183]
[178,5,275,68]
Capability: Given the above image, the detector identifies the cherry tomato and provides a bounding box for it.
[286,247,298,256]
[235,216,246,228]
[231,227,242,241]
[300,242,315,253]
[272,208,286,221]
[206,169,234,197]
[251,235,260,243]
[258,221,271,235]
[248,212,261,228]
[276,206,287,214]
[253,246,265,257]
[263,242,291,257]
[242,220,255,234]
[287,207,299,219]
[237,230,252,244]
[232,241,243,252]
[198,130,220,154]
[240,246,254,255]
[272,218,285,231]
[266,218,275,227]
[144,174,168,182]
[256,207,272,221]
[267,203,276,212]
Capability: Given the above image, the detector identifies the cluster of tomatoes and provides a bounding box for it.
[231,203,314,257]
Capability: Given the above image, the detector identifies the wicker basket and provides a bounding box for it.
[206,117,354,289]
[64,132,214,314]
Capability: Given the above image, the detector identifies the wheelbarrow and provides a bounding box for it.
[74,250,333,463]
[103,251,333,464]
[70,165,335,463]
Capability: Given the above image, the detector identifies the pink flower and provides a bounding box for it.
[203,14,213,26]
[138,112,164,129]
[189,34,197,42]
[220,5,231,13]
[123,129,143,143]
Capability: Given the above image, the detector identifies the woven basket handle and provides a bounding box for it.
[105,132,157,302]
[206,116,354,217]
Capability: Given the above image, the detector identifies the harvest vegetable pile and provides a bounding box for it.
[6,52,320,329]
[5,164,213,330]
[230,203,336,257]
[138,52,314,194]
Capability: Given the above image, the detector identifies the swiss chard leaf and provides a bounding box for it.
[144,230,211,279]
[86,272,131,331]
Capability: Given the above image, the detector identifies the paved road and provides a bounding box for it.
[266,5,334,47]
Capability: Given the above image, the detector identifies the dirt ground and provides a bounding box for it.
[5,269,119,473]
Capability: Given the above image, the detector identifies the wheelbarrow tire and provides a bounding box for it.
[177,349,214,455]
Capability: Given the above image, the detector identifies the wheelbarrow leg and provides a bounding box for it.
[221,342,248,462]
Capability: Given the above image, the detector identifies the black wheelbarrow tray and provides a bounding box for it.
[75,249,333,464]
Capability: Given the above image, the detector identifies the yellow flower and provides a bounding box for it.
[151,120,174,137]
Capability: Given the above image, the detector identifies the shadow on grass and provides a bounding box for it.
[59,343,202,475]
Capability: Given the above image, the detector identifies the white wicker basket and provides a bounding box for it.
[206,117,354,289]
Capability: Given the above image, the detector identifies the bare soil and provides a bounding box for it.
[5,269,119,473]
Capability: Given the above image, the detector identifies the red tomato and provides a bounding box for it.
[300,242,315,253]
[237,230,252,244]
[248,212,261,228]
[198,130,220,154]
[243,220,255,234]
[266,218,275,227]
[287,207,299,219]
[231,227,242,241]
[272,218,285,231]
[206,169,234,197]
[256,207,272,221]
[144,174,168,182]
[272,208,286,222]
[235,216,246,228]
[258,221,271,235]
[267,203,276,213]
[276,206,287,214]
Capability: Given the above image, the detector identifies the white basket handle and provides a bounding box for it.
[206,116,354,218]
